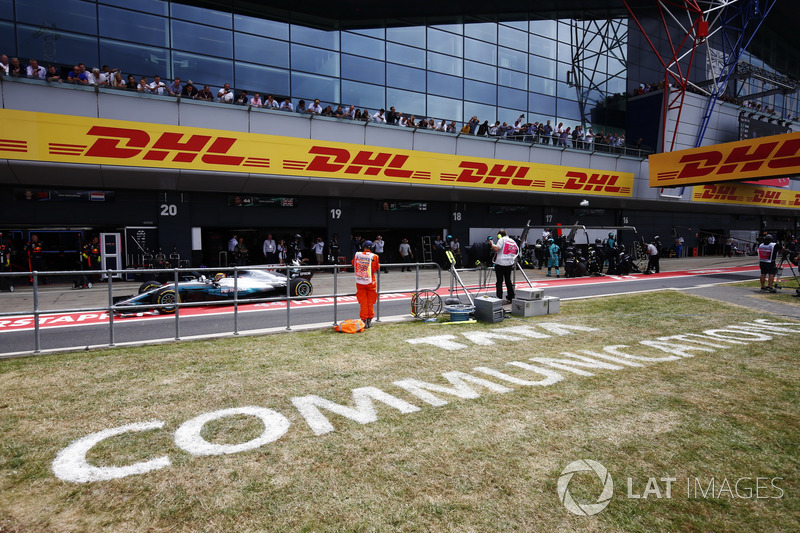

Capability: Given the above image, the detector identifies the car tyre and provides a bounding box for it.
[290,279,313,297]
[139,280,162,294]
[155,288,180,313]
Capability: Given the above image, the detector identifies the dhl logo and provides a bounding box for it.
[45,127,271,168]
[554,171,630,194]
[693,184,800,206]
[657,137,800,182]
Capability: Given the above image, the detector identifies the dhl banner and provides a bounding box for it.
[692,182,800,208]
[649,131,800,187]
[0,109,633,197]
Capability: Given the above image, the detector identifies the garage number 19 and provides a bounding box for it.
[160,204,178,216]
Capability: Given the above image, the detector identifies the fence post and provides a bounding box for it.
[107,270,115,347]
[33,272,40,353]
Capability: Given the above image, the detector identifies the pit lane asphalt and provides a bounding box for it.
[0,255,777,356]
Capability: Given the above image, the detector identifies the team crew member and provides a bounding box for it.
[546,238,560,277]
[353,240,379,328]
[758,234,782,293]
[82,236,101,281]
[373,235,388,273]
[0,232,11,292]
[645,238,660,274]
[24,233,46,284]
[490,229,519,303]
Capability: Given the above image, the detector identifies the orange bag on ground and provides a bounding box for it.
[334,319,365,333]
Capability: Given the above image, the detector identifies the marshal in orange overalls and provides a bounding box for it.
[353,246,380,325]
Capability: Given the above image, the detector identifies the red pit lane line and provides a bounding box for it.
[0,266,758,332]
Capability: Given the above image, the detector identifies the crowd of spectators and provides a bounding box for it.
[2,53,661,154]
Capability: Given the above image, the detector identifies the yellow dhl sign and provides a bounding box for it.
[692,183,800,208]
[649,131,800,187]
[0,109,633,197]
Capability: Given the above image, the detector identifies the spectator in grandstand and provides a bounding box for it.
[398,114,408,127]
[45,65,62,83]
[0,54,8,75]
[354,109,362,121]
[235,89,248,105]
[334,105,346,118]
[167,77,182,96]
[447,120,457,133]
[386,106,399,125]
[86,67,102,86]
[196,84,214,101]
[26,59,46,80]
[280,97,294,111]
[249,92,262,107]
[148,75,168,95]
[111,71,127,89]
[8,57,22,77]
[373,108,386,123]
[345,104,355,118]
[296,100,307,113]
[322,104,334,117]
[182,80,198,98]
[217,82,233,103]
[124,74,136,90]
[263,94,280,109]
[136,77,149,92]
[406,115,416,128]
[307,98,322,114]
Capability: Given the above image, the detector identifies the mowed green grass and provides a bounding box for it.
[1,291,799,532]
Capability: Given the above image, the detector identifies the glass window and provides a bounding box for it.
[497,106,522,124]
[608,56,625,76]
[342,32,385,61]
[427,71,462,99]
[557,98,581,121]
[291,71,340,104]
[101,0,168,16]
[427,51,462,76]
[465,22,496,44]
[0,0,11,20]
[498,68,527,90]
[101,39,169,78]
[291,25,338,51]
[465,60,496,84]
[529,54,556,78]
[171,20,232,58]
[16,0,96,34]
[291,44,339,77]
[386,63,425,91]
[504,21,528,31]
[464,80,496,106]
[464,101,497,124]
[341,54,384,85]
[235,33,289,69]
[386,26,425,47]
[529,34,556,59]
[387,42,425,68]
[498,47,527,72]
[386,87,425,117]
[530,19,556,38]
[432,23,463,35]
[557,80,574,99]
[557,40,572,64]
[234,62,289,96]
[99,6,168,48]
[530,75,556,96]
[171,3,231,29]
[172,51,233,89]
[352,28,385,39]
[498,86,527,111]
[464,39,496,64]
[234,14,288,41]
[498,24,528,51]
[341,80,384,110]
[0,20,13,55]
[17,24,98,66]
[427,28,462,57]
[427,94,462,122]
[530,93,556,117]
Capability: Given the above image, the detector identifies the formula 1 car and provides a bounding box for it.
[113,268,313,314]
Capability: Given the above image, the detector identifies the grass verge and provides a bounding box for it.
[1,291,799,532]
